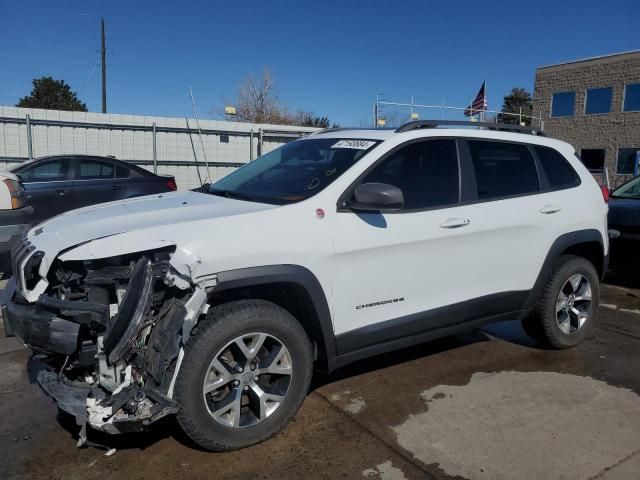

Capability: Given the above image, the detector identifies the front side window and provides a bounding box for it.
[209,138,379,204]
[17,160,69,182]
[551,92,576,117]
[617,148,640,175]
[580,149,606,172]
[468,141,539,200]
[585,87,612,114]
[534,146,579,189]
[79,160,115,179]
[359,139,459,210]
[623,83,640,112]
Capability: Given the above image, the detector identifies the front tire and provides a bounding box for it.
[523,255,599,349]
[175,299,313,451]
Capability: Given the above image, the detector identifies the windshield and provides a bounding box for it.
[612,176,640,199]
[208,138,379,204]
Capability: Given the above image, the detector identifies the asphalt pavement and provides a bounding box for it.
[1,266,639,480]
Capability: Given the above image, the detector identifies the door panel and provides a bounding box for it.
[332,138,552,347]
[71,159,121,209]
[19,158,73,222]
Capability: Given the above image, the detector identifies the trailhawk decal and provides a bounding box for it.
[356,297,405,310]
[332,140,376,150]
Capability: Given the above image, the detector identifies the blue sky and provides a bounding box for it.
[0,0,637,126]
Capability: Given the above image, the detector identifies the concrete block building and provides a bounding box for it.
[533,50,640,186]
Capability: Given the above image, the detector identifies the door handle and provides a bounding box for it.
[439,218,471,229]
[111,185,121,190]
[55,189,66,196]
[540,205,561,214]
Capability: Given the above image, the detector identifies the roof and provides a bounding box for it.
[537,50,640,70]
[307,122,574,152]
[308,128,396,140]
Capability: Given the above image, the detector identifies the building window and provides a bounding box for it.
[551,92,575,117]
[623,83,640,112]
[219,134,230,143]
[585,87,612,114]
[617,148,640,175]
[580,149,606,172]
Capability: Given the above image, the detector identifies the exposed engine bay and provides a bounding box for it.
[6,246,210,444]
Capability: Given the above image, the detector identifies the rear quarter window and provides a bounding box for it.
[116,165,130,178]
[533,146,580,190]
[468,140,540,200]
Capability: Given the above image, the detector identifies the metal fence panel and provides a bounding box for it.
[0,106,318,190]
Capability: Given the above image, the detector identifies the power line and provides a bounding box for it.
[0,40,91,52]
[0,53,96,66]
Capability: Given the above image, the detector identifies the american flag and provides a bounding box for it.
[464,81,487,116]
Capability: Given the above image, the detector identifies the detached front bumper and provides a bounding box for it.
[3,298,80,354]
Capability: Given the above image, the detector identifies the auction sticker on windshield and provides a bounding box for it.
[332,140,376,150]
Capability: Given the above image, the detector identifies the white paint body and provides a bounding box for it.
[15,128,609,338]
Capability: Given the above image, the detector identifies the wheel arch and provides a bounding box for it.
[525,229,606,309]
[208,265,336,372]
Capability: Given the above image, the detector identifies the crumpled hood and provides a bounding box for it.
[29,191,278,254]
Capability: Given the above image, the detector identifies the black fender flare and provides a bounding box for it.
[523,228,606,310]
[212,264,336,369]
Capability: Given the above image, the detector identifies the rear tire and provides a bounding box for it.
[175,299,313,451]
[523,255,599,349]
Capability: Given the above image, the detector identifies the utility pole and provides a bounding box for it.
[101,17,107,113]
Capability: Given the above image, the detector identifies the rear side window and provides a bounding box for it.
[79,160,114,179]
[116,165,130,178]
[19,160,69,182]
[361,139,459,210]
[468,141,539,200]
[534,146,579,190]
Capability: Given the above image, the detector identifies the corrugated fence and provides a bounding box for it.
[0,106,318,190]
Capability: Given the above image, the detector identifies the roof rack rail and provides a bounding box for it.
[307,127,350,136]
[395,120,545,136]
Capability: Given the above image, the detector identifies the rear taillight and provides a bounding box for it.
[3,179,25,209]
[165,178,177,191]
[600,185,610,203]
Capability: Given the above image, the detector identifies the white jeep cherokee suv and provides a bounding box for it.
[4,120,608,451]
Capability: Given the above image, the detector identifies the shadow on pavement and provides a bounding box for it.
[312,318,538,389]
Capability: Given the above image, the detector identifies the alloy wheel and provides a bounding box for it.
[555,274,592,335]
[202,332,293,428]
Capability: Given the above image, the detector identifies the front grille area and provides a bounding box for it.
[11,234,36,293]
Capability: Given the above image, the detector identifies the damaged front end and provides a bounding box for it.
[5,241,210,439]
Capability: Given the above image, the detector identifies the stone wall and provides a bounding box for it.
[533,51,640,186]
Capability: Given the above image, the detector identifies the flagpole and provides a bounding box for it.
[482,77,487,122]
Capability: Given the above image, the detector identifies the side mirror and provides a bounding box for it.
[347,182,404,211]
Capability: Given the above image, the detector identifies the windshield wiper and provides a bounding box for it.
[209,188,261,203]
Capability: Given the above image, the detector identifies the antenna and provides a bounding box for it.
[188,86,211,182]
[185,117,204,187]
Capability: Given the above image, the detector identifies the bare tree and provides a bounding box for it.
[220,68,336,126]
[235,68,281,123]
